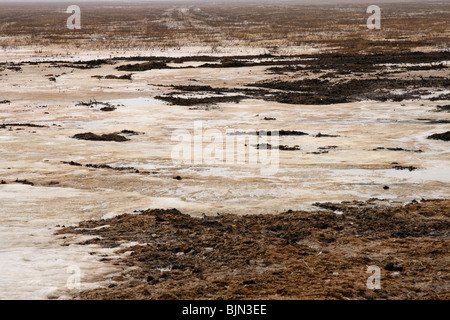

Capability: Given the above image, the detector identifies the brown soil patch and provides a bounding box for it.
[57,199,450,300]
[117,61,170,72]
[427,132,450,142]
[435,105,450,113]
[155,95,245,107]
[153,51,449,106]
[72,132,129,142]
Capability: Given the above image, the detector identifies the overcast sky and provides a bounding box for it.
[0,0,432,2]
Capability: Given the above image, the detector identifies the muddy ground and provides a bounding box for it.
[3,51,449,107]
[57,199,449,300]
[1,48,449,300]
[144,51,450,106]
[1,1,449,300]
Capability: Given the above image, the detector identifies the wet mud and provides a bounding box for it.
[256,144,301,151]
[72,132,130,142]
[427,131,450,141]
[61,161,151,175]
[142,51,450,106]
[434,105,450,113]
[57,199,450,300]
[1,0,450,302]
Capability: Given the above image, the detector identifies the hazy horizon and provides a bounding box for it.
[0,0,441,3]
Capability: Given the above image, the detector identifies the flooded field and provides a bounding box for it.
[0,1,449,300]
